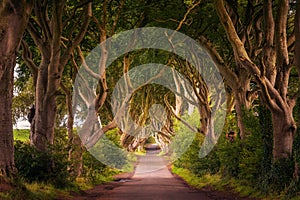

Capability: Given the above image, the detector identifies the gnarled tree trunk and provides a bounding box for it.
[215,0,297,161]
[199,37,254,140]
[272,109,296,160]
[0,61,15,178]
[23,1,91,151]
[0,0,33,179]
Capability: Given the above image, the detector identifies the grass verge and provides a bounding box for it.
[171,166,300,200]
[0,182,69,200]
[0,155,136,200]
[0,170,122,200]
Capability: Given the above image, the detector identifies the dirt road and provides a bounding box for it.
[70,151,256,200]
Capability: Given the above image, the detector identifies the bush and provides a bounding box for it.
[81,150,107,184]
[13,129,30,141]
[217,136,241,177]
[81,128,126,184]
[172,102,300,198]
[14,129,73,188]
[14,128,130,189]
[267,158,294,193]
[213,110,239,178]
[172,111,220,176]
[238,108,264,182]
[191,146,220,176]
[14,140,71,188]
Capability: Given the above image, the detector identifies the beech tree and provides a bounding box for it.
[190,1,262,139]
[21,0,92,151]
[0,0,33,178]
[76,0,148,149]
[215,0,297,160]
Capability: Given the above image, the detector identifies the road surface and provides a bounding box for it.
[100,151,212,200]
[70,150,256,200]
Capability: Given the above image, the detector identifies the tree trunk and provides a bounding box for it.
[29,0,64,151]
[234,98,245,139]
[26,1,91,151]
[198,36,253,140]
[0,62,15,178]
[31,55,57,150]
[61,82,83,177]
[0,0,33,179]
[296,0,300,80]
[271,107,296,160]
[215,0,297,161]
[233,82,252,139]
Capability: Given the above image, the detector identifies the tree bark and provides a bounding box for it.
[26,1,91,151]
[272,109,296,160]
[61,82,83,177]
[198,36,253,139]
[0,61,15,178]
[215,0,297,160]
[0,0,33,178]
[233,77,252,139]
[31,54,53,150]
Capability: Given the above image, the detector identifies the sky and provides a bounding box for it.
[14,119,30,129]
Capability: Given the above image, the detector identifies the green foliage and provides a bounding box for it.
[14,128,124,190]
[259,106,273,176]
[13,129,30,142]
[284,110,300,198]
[88,129,129,170]
[173,104,300,198]
[0,182,68,200]
[12,76,34,125]
[266,158,294,193]
[81,128,127,184]
[293,98,300,167]
[217,136,241,177]
[172,111,220,176]
[171,165,222,188]
[14,140,71,188]
[81,150,110,184]
[170,111,199,160]
[193,146,221,176]
[215,111,240,177]
[174,133,221,176]
[173,133,201,171]
[238,108,264,182]
[184,0,197,7]
[217,107,296,195]
[172,166,264,198]
[145,136,156,144]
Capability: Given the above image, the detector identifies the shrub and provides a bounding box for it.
[81,150,108,184]
[14,129,72,188]
[238,107,264,182]
[172,111,220,176]
[217,135,241,177]
[14,140,71,188]
[81,128,125,183]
